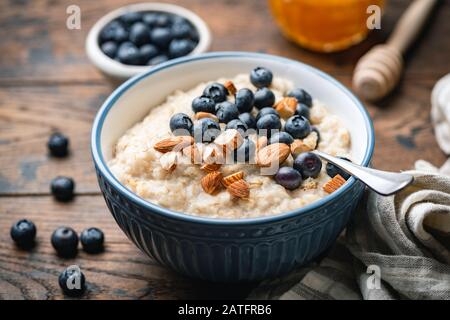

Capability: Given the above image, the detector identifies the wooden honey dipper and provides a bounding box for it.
[353,0,439,101]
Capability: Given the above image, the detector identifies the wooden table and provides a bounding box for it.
[0,0,449,300]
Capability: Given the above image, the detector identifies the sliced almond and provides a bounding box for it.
[323,174,346,194]
[214,129,243,153]
[201,163,222,172]
[275,97,297,119]
[159,151,178,172]
[290,132,318,156]
[227,179,250,199]
[222,171,245,187]
[154,136,194,153]
[201,171,223,195]
[194,112,219,122]
[256,143,290,167]
[224,80,237,96]
[203,143,225,165]
[182,143,203,164]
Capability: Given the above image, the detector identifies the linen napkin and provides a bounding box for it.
[249,75,450,300]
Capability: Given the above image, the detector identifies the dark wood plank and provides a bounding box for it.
[0,195,255,300]
[0,0,448,84]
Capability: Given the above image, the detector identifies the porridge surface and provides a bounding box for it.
[108,74,351,219]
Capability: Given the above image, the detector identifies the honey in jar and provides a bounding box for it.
[269,0,385,52]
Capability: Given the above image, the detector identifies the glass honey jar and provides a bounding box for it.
[269,0,385,52]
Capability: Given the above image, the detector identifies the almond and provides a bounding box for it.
[323,174,346,194]
[214,129,243,153]
[256,143,290,167]
[194,112,219,122]
[224,80,237,96]
[256,136,268,152]
[290,132,318,156]
[182,143,203,164]
[203,143,225,165]
[201,171,223,195]
[222,171,245,187]
[159,151,178,172]
[154,136,194,153]
[275,97,297,119]
[227,179,250,199]
[201,163,222,172]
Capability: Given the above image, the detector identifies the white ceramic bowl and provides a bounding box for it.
[86,2,211,81]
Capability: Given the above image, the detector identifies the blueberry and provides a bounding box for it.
[295,103,310,120]
[172,22,193,39]
[10,219,36,249]
[226,119,248,135]
[150,27,173,48]
[119,12,143,26]
[168,39,195,58]
[113,27,129,43]
[311,126,321,144]
[155,13,171,27]
[139,44,159,62]
[238,112,257,130]
[285,115,311,139]
[256,107,279,121]
[51,176,75,202]
[254,88,275,109]
[250,67,273,88]
[193,118,221,143]
[287,88,313,107]
[192,96,215,113]
[148,54,169,65]
[256,114,281,137]
[48,132,69,157]
[326,157,352,180]
[142,13,159,27]
[100,41,118,58]
[51,227,78,258]
[169,113,193,136]
[275,167,303,190]
[294,152,322,179]
[99,20,124,44]
[59,266,86,297]
[268,132,294,145]
[129,22,151,46]
[215,101,239,123]
[117,42,142,65]
[235,88,254,113]
[203,83,227,103]
[80,227,104,254]
[234,138,256,163]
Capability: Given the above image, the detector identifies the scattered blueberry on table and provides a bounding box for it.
[10,219,37,249]
[51,226,79,258]
[98,11,199,66]
[48,132,69,157]
[80,227,105,254]
[50,176,75,202]
[58,266,86,297]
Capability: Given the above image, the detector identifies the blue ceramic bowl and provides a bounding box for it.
[91,52,374,282]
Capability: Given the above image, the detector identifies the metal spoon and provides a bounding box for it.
[313,150,414,196]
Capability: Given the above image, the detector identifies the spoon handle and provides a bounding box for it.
[313,150,414,196]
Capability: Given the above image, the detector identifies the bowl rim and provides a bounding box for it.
[91,51,375,225]
[85,2,212,79]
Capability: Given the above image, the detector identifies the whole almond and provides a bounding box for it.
[203,143,225,165]
[256,136,268,152]
[154,136,194,153]
[201,163,222,172]
[214,129,243,153]
[227,180,250,199]
[160,151,178,172]
[275,97,297,119]
[194,112,219,122]
[256,143,290,167]
[222,171,245,187]
[224,80,237,96]
[291,132,318,156]
[201,171,223,195]
[182,143,203,164]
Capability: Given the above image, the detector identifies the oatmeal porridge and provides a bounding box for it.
[108,68,351,219]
